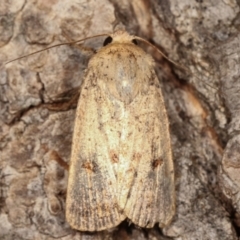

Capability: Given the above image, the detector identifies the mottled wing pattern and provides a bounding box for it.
[66,30,175,231]
[66,70,125,231]
[122,72,175,228]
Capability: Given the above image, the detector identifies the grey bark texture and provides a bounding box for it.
[0,0,239,239]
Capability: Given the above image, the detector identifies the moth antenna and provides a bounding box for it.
[135,36,217,90]
[5,33,109,65]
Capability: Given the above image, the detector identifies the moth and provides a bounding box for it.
[66,30,175,231]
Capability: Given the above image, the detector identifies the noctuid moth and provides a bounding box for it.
[65,30,175,231]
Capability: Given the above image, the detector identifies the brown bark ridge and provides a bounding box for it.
[0,0,239,239]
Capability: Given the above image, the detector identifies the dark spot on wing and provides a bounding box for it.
[110,150,119,163]
[133,153,141,161]
[82,161,98,173]
[152,158,163,170]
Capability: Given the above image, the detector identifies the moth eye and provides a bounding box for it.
[103,36,113,46]
[132,39,138,45]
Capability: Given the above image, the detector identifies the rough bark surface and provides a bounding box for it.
[0,0,239,239]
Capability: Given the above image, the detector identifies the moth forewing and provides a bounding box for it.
[66,30,175,231]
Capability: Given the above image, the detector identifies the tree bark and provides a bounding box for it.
[0,0,239,239]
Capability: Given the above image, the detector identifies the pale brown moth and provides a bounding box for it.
[5,29,175,232]
[66,30,175,231]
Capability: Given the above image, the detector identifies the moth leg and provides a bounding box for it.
[43,149,68,217]
[44,87,80,112]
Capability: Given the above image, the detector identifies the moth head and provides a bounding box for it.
[103,30,138,46]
